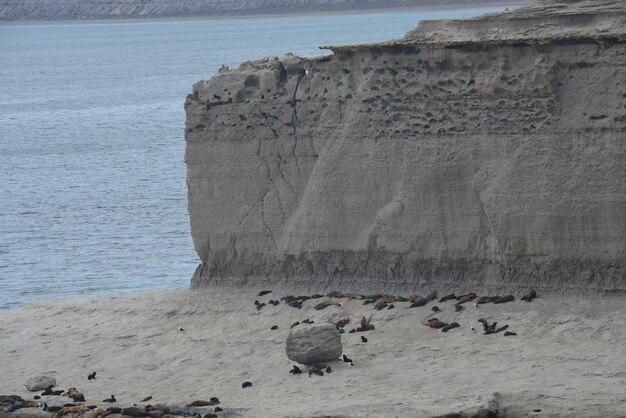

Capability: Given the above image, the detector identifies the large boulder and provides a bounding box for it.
[24,375,56,392]
[286,323,342,364]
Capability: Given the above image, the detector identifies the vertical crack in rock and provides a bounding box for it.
[290,71,305,179]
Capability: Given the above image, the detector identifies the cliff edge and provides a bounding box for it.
[185,0,626,294]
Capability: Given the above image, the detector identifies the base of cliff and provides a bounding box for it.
[1,289,624,417]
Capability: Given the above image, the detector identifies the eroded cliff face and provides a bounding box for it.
[185,0,626,293]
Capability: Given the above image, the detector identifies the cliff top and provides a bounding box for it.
[324,0,626,50]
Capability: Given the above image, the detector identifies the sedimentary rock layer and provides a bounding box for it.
[185,0,626,293]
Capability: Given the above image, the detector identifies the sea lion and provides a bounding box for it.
[54,404,91,418]
[441,322,460,332]
[185,400,217,407]
[141,397,152,402]
[106,407,122,414]
[454,303,463,312]
[342,354,353,364]
[67,388,85,402]
[333,317,351,329]
[268,300,280,306]
[308,363,326,377]
[343,292,366,300]
[439,293,457,303]
[121,407,154,417]
[456,293,477,304]
[302,319,314,324]
[326,291,344,298]
[289,365,302,375]
[214,407,223,412]
[348,328,356,333]
[314,301,341,310]
[374,301,388,310]
[475,296,497,304]
[203,414,217,418]
[88,371,96,380]
[363,299,374,305]
[325,366,332,373]
[492,295,515,304]
[478,319,509,334]
[256,302,266,311]
[521,288,537,302]
[241,381,252,388]
[361,336,368,343]
[102,395,116,403]
[92,408,108,418]
[409,291,437,307]
[288,300,303,309]
[432,306,440,312]
[257,290,272,296]
[422,318,448,329]
[290,321,300,329]
[209,398,219,405]
[311,294,324,299]
[504,331,517,336]
[270,325,278,330]
[387,304,395,309]
[360,315,374,331]
[394,296,409,302]
[15,400,38,409]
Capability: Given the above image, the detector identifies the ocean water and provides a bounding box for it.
[0,6,506,309]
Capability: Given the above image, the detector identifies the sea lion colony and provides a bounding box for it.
[1,288,537,417]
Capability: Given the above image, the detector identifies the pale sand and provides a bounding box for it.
[1,288,625,417]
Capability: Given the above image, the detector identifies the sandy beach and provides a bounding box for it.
[1,288,625,417]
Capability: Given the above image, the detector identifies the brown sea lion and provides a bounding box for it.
[457,293,477,304]
[121,407,153,417]
[343,292,366,300]
[393,295,409,302]
[92,407,109,418]
[54,404,90,418]
[334,317,351,328]
[422,318,448,329]
[67,388,85,402]
[374,300,388,310]
[326,291,344,298]
[314,300,341,310]
[308,364,326,377]
[185,400,217,407]
[521,288,537,302]
[492,295,514,304]
[475,296,497,304]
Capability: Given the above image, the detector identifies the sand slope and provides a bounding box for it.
[1,289,625,417]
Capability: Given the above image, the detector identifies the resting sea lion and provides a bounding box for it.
[521,288,537,302]
[439,293,457,303]
[102,395,116,403]
[314,301,341,310]
[257,290,272,296]
[454,303,463,312]
[311,294,324,299]
[54,404,91,418]
[333,317,351,329]
[504,331,517,336]
[343,292,366,300]
[326,291,344,298]
[456,293,477,304]
[374,301,388,310]
[492,295,514,304]
[422,318,448,329]
[92,408,108,418]
[270,325,278,330]
[290,321,300,329]
[185,400,217,407]
[432,306,440,312]
[475,296,497,304]
[87,371,96,380]
[441,322,460,332]
[242,381,252,388]
[141,396,152,402]
[121,407,154,417]
[359,315,375,331]
[361,336,368,343]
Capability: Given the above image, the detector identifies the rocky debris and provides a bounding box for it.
[25,375,56,392]
[285,323,342,364]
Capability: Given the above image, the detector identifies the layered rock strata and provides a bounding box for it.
[185,0,626,293]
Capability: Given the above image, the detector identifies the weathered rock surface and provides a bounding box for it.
[24,375,55,392]
[285,323,342,364]
[185,0,626,294]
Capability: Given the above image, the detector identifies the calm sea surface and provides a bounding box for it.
[0,6,505,309]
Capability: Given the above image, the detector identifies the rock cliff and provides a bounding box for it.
[185,0,626,294]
